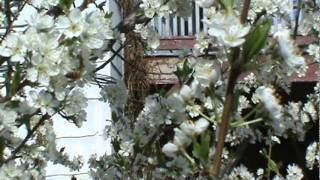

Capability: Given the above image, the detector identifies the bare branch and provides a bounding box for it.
[0,0,28,43]
[2,114,50,165]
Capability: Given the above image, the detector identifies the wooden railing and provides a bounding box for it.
[150,3,207,37]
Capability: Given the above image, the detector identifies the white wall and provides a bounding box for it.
[47,70,112,179]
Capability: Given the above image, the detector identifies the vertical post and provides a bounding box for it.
[173,15,178,36]
[188,16,193,35]
[158,17,163,36]
[195,4,200,34]
[180,17,185,36]
[165,17,171,36]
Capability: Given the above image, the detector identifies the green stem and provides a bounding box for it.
[230,103,263,127]
[267,144,272,180]
[181,148,196,166]
[241,103,262,121]
[231,118,263,127]
[193,106,215,124]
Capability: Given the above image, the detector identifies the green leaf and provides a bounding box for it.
[10,64,21,96]
[62,37,77,45]
[193,131,211,162]
[158,88,167,97]
[7,100,20,108]
[173,60,193,81]
[232,90,241,114]
[21,115,32,132]
[111,138,121,154]
[133,137,141,154]
[219,0,235,11]
[243,19,272,62]
[260,148,280,175]
[200,132,211,161]
[60,0,74,9]
[105,12,113,19]
[112,111,119,123]
[267,158,280,174]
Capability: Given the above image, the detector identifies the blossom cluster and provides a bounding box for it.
[95,0,319,179]
[0,0,319,179]
[0,1,114,178]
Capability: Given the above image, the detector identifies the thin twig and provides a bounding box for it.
[221,141,249,175]
[56,132,101,139]
[0,24,28,29]
[293,0,302,40]
[94,45,124,72]
[45,172,89,177]
[3,114,50,164]
[0,0,28,42]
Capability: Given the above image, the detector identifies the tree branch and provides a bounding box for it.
[240,0,251,24]
[210,0,251,178]
[2,114,50,165]
[210,61,240,178]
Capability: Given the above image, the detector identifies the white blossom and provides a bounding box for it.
[286,164,304,180]
[256,168,264,177]
[228,164,255,180]
[134,24,160,49]
[273,29,306,75]
[307,44,320,62]
[0,33,27,62]
[179,84,196,102]
[0,11,5,25]
[0,162,24,179]
[186,104,201,118]
[38,0,59,8]
[194,118,210,134]
[81,9,113,49]
[162,143,179,157]
[173,128,192,147]
[254,86,282,120]
[303,102,317,120]
[27,90,59,115]
[193,58,220,87]
[0,106,18,133]
[207,12,250,47]
[28,13,54,30]
[100,80,128,108]
[65,89,87,115]
[56,9,85,38]
[193,33,211,56]
[271,136,281,144]
[180,120,197,136]
[180,118,210,137]
[140,0,164,18]
[305,142,319,170]
[0,1,318,178]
